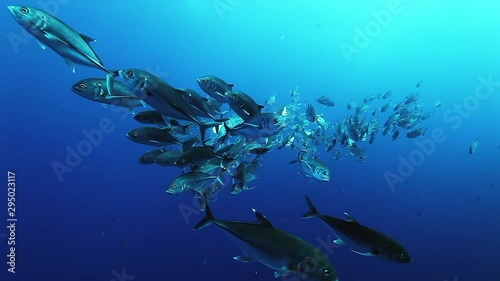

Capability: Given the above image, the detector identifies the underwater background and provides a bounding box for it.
[1,0,499,280]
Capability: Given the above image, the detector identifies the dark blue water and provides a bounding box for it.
[1,1,499,281]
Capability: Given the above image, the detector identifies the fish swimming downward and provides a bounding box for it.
[302,196,411,263]
[194,197,338,281]
[7,5,116,94]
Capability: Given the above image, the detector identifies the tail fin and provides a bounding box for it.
[301,195,320,219]
[105,70,119,95]
[199,122,220,145]
[193,195,216,230]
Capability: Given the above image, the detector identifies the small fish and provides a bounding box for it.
[305,104,316,122]
[290,152,330,182]
[126,127,183,147]
[154,150,183,167]
[406,127,427,138]
[347,100,356,110]
[302,196,412,263]
[138,149,164,164]
[382,90,392,99]
[265,93,277,106]
[434,100,442,108]
[197,75,234,103]
[469,138,480,155]
[416,80,423,88]
[315,95,335,107]
[133,110,168,126]
[166,172,223,194]
[225,91,264,120]
[223,113,285,141]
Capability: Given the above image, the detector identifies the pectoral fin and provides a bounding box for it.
[350,249,376,257]
[64,58,76,73]
[333,239,346,245]
[37,40,47,50]
[233,255,254,263]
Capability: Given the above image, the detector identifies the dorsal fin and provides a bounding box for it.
[252,208,273,227]
[80,33,97,43]
[344,212,359,224]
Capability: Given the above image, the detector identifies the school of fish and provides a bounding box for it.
[8,5,449,280]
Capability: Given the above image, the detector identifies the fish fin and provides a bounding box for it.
[193,195,215,230]
[228,83,235,89]
[289,160,299,164]
[350,249,376,257]
[199,122,220,146]
[140,100,147,108]
[252,208,273,228]
[333,239,346,245]
[64,58,76,73]
[106,70,119,95]
[344,212,359,224]
[79,33,97,43]
[233,255,254,263]
[129,108,135,115]
[301,195,320,219]
[37,40,47,50]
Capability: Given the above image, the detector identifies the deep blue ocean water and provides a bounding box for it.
[1,1,499,281]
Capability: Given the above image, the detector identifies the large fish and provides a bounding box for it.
[197,75,234,103]
[223,113,285,141]
[7,5,116,94]
[302,196,412,263]
[71,78,145,112]
[119,69,219,144]
[225,91,264,120]
[194,197,338,281]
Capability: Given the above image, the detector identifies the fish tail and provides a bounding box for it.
[193,195,216,230]
[105,70,119,95]
[199,122,220,145]
[301,195,320,219]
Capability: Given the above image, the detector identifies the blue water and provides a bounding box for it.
[1,1,499,281]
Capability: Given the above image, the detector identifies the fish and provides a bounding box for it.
[434,100,442,108]
[126,127,184,147]
[382,90,392,99]
[381,101,391,112]
[154,150,183,167]
[305,104,316,122]
[166,172,223,195]
[197,75,234,103]
[406,127,427,138]
[119,69,219,144]
[265,93,277,106]
[302,196,412,263]
[392,128,400,141]
[225,91,264,120]
[469,137,480,155]
[194,197,338,281]
[70,78,145,111]
[133,110,168,126]
[7,5,116,94]
[315,95,335,107]
[138,149,164,165]
[290,152,330,182]
[178,88,220,120]
[223,113,285,141]
[175,146,233,168]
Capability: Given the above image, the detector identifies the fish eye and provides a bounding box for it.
[133,132,138,137]
[231,93,236,98]
[203,78,209,83]
[323,171,327,175]
[171,184,176,190]
[79,83,86,89]
[20,7,28,14]
[273,118,279,124]
[126,70,133,78]
[323,268,331,277]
